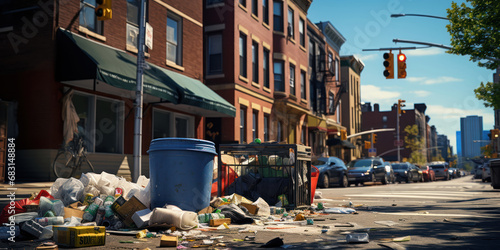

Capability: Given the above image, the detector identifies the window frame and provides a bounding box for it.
[273,1,283,32]
[262,0,269,25]
[240,106,247,143]
[239,33,247,78]
[80,0,103,34]
[167,13,183,66]
[240,0,247,7]
[252,41,259,83]
[252,0,258,16]
[207,33,223,75]
[252,110,258,141]
[263,48,270,88]
[264,114,269,142]
[153,108,195,139]
[289,63,295,96]
[287,7,294,39]
[300,70,306,99]
[273,60,284,92]
[299,17,305,47]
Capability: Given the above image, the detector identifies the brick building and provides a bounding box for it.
[0,0,235,181]
[204,0,312,146]
[361,103,428,162]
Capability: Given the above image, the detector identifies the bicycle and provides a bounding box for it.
[53,134,95,178]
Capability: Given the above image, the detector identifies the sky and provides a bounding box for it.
[307,0,495,154]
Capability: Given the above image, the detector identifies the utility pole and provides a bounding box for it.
[133,0,146,182]
[397,99,406,162]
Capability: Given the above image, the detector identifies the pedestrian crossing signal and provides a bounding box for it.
[96,0,112,21]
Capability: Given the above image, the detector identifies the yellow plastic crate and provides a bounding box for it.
[53,226,106,247]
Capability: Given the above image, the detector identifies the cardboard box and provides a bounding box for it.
[240,203,259,215]
[160,235,178,247]
[115,196,147,227]
[63,207,85,219]
[69,202,84,209]
[132,208,152,228]
[197,206,215,215]
[53,226,106,248]
[209,218,231,227]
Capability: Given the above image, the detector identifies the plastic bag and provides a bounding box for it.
[323,207,356,214]
[38,196,65,217]
[136,175,150,188]
[149,207,198,230]
[50,178,68,199]
[98,171,120,188]
[60,177,85,206]
[252,197,270,216]
[82,185,100,201]
[134,181,150,208]
[80,172,100,187]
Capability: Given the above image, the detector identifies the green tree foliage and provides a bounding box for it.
[474,81,500,110]
[404,125,426,165]
[446,0,500,70]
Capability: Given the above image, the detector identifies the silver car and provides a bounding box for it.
[429,163,449,180]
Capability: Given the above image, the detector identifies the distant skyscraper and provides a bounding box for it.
[460,116,483,158]
[456,131,462,158]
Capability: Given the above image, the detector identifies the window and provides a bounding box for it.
[263,48,270,88]
[289,64,295,96]
[301,124,306,145]
[153,109,194,138]
[335,58,339,81]
[299,18,305,46]
[273,1,283,32]
[239,33,247,78]
[264,115,269,142]
[262,0,269,25]
[240,107,246,143]
[300,70,306,99]
[207,33,223,74]
[72,93,124,154]
[240,0,246,7]
[80,0,102,34]
[167,14,182,65]
[207,0,224,5]
[329,93,334,114]
[126,0,140,50]
[252,110,258,140]
[274,61,284,91]
[252,0,258,16]
[328,53,334,73]
[287,7,294,38]
[252,41,259,83]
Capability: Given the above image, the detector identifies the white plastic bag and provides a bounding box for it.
[252,197,271,216]
[134,182,150,208]
[136,175,149,188]
[80,172,100,187]
[98,171,120,188]
[149,207,198,230]
[60,177,84,206]
[50,178,68,199]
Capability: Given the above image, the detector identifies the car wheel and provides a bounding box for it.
[321,174,330,188]
[382,174,388,185]
[340,175,348,188]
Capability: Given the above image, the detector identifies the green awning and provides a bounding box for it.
[57,29,235,117]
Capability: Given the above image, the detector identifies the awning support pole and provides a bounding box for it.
[133,0,146,182]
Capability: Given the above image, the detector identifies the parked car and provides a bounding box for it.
[429,162,450,180]
[474,165,483,179]
[419,165,436,182]
[482,162,491,182]
[448,168,459,179]
[312,157,348,188]
[346,157,389,186]
[384,162,396,184]
[392,162,422,183]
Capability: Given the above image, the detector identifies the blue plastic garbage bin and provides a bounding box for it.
[148,138,217,212]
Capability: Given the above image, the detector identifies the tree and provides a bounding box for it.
[404,125,426,165]
[446,0,500,70]
[474,81,500,110]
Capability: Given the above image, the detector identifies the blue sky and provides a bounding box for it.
[308,0,495,153]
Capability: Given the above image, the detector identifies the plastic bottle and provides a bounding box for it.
[95,207,106,226]
[35,216,64,227]
[103,195,115,207]
[82,197,103,222]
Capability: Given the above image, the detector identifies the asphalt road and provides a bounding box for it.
[2,176,500,249]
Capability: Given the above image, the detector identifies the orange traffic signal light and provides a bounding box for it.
[383,52,394,79]
[96,0,112,21]
[373,134,377,144]
[364,141,371,149]
[397,53,407,79]
[398,99,406,114]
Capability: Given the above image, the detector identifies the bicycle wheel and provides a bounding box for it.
[53,150,77,178]
[76,156,95,176]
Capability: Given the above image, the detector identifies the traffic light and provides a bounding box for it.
[373,134,377,144]
[398,99,406,114]
[397,53,407,79]
[383,52,394,79]
[364,141,371,149]
[491,129,500,139]
[96,0,112,21]
[341,130,347,141]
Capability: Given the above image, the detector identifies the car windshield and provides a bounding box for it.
[430,165,444,169]
[312,159,326,165]
[347,159,372,168]
[392,164,406,169]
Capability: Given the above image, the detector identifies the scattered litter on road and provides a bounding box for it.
[374,220,398,227]
[260,237,284,248]
[380,236,411,242]
[345,233,369,243]
[323,207,356,214]
[378,242,407,250]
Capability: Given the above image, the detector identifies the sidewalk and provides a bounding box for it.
[0,182,55,210]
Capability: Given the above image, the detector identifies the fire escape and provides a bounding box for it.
[317,55,346,116]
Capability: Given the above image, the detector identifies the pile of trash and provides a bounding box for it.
[0,171,359,248]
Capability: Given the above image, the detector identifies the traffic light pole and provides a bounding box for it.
[133,0,146,182]
[397,109,400,162]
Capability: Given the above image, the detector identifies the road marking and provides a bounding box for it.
[346,194,464,200]
[383,192,475,197]
[375,212,495,218]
